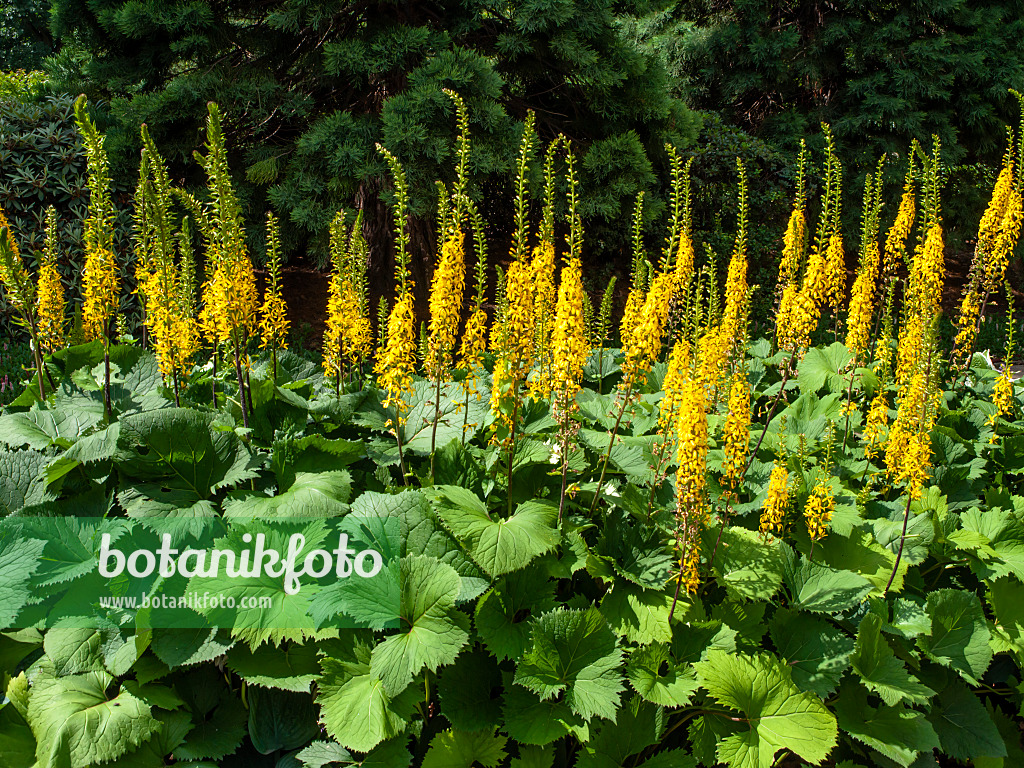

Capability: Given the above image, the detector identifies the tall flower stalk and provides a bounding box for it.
[259,212,289,379]
[0,211,46,400]
[75,95,120,421]
[36,207,66,356]
[375,145,417,483]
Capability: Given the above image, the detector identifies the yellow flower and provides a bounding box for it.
[990,371,1015,426]
[674,378,708,594]
[863,391,889,458]
[658,340,690,434]
[426,230,467,381]
[845,235,880,361]
[620,271,676,389]
[0,211,33,313]
[619,286,644,357]
[549,256,589,403]
[896,223,944,383]
[986,189,1023,292]
[778,208,806,287]
[36,211,65,354]
[530,239,557,356]
[882,190,915,278]
[823,232,845,312]
[82,245,120,342]
[885,371,933,499]
[375,292,417,421]
[759,462,790,537]
[720,244,749,347]
[804,479,835,541]
[675,230,696,288]
[721,374,751,497]
[457,306,488,398]
[259,213,290,353]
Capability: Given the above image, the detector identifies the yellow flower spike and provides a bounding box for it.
[375,292,417,422]
[427,230,467,382]
[990,371,1015,432]
[863,390,889,458]
[82,246,120,342]
[804,479,835,541]
[36,208,65,355]
[882,189,916,279]
[259,212,290,358]
[549,255,589,403]
[620,271,676,390]
[674,378,709,595]
[759,463,791,538]
[823,232,845,313]
[722,374,751,499]
[658,340,690,435]
[778,208,807,287]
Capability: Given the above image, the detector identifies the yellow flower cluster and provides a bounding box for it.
[658,340,690,434]
[618,286,644,356]
[952,287,980,362]
[36,261,65,354]
[990,371,1015,426]
[721,375,751,498]
[885,371,933,499]
[882,190,915,277]
[759,463,791,537]
[426,231,467,381]
[804,479,835,541]
[845,240,880,361]
[896,223,944,383]
[199,245,259,349]
[986,188,1023,293]
[139,261,199,379]
[530,239,557,357]
[675,378,708,594]
[620,271,676,389]
[82,246,120,342]
[675,230,695,287]
[863,391,889,458]
[720,245,749,346]
[375,292,417,421]
[490,256,536,439]
[549,256,589,404]
[778,208,806,287]
[0,211,33,312]
[259,215,290,355]
[823,233,846,312]
[457,306,488,398]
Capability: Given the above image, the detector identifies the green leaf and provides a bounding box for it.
[919,589,992,684]
[296,741,353,767]
[590,509,673,589]
[784,555,871,613]
[575,696,666,768]
[114,408,263,512]
[224,471,351,518]
[432,488,560,578]
[768,609,854,698]
[694,650,838,768]
[834,683,940,768]
[318,636,414,753]
[0,533,45,626]
[354,490,488,601]
[501,683,588,746]
[26,663,160,768]
[600,580,673,645]
[475,566,558,661]
[514,607,624,722]
[150,627,235,668]
[421,728,507,768]
[925,680,1006,761]
[797,343,852,394]
[42,627,105,676]
[437,649,503,732]
[370,555,470,696]
[172,668,246,761]
[625,643,699,708]
[849,614,933,706]
[706,525,785,601]
[247,686,319,755]
[0,448,51,514]
[226,641,319,692]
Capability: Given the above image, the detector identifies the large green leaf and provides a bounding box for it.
[501,683,588,746]
[600,580,673,645]
[223,470,352,518]
[783,554,871,614]
[114,408,263,511]
[247,686,319,755]
[625,643,699,708]
[318,635,415,753]
[925,680,1005,762]
[797,342,853,394]
[421,728,507,768]
[432,488,560,577]
[226,641,319,692]
[436,649,504,732]
[26,663,160,768]
[694,650,837,768]
[369,555,470,696]
[475,566,558,661]
[0,448,51,515]
[768,609,853,698]
[706,526,786,601]
[833,683,940,768]
[850,613,933,706]
[919,589,992,684]
[513,607,625,722]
